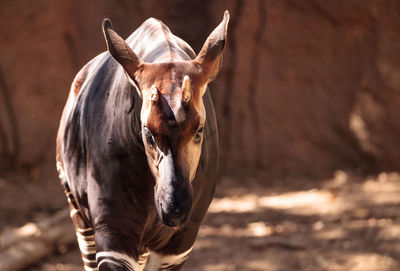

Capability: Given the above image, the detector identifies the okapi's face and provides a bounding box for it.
[138,64,206,227]
[102,12,229,227]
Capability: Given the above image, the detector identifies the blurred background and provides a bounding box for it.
[1,0,400,270]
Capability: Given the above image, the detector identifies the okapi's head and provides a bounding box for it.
[102,11,229,227]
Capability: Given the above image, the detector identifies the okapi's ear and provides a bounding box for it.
[102,18,142,79]
[196,10,230,82]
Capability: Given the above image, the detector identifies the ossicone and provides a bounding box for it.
[182,75,192,103]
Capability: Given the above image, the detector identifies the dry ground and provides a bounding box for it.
[2,170,400,271]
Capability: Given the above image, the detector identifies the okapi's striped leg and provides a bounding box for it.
[145,247,193,271]
[94,250,150,271]
[138,250,150,270]
[57,162,98,271]
[67,192,98,271]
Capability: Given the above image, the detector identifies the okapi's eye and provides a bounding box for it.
[143,127,155,145]
[194,127,204,143]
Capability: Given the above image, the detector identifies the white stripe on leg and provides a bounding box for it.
[146,246,193,271]
[96,251,139,271]
[76,232,96,255]
[84,265,98,271]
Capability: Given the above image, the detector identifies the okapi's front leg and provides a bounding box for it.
[57,162,98,271]
[65,189,98,271]
[89,221,143,271]
[146,222,200,271]
[95,250,139,271]
[95,250,149,271]
[90,201,147,271]
[146,248,193,271]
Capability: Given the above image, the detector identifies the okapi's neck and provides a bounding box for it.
[102,68,144,153]
[129,84,145,151]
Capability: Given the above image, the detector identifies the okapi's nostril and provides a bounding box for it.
[161,208,188,228]
[156,189,193,228]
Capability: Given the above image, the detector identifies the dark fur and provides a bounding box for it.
[57,17,219,269]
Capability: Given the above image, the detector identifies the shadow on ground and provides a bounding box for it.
[22,171,400,271]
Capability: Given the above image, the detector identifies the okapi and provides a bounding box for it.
[56,11,229,271]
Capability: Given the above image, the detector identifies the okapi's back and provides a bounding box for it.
[126,18,196,62]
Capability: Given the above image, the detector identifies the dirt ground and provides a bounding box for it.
[2,170,400,271]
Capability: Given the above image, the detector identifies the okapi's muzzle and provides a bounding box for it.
[155,150,193,227]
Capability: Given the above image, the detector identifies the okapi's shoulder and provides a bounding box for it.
[138,17,173,34]
[61,52,109,121]
[72,53,108,96]
[141,17,164,27]
[127,17,196,62]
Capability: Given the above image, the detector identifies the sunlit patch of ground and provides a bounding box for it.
[27,171,400,271]
[209,189,340,215]
[186,171,400,271]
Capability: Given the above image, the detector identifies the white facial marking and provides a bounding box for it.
[141,101,152,126]
[196,85,207,119]
[185,138,204,182]
[184,86,207,182]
